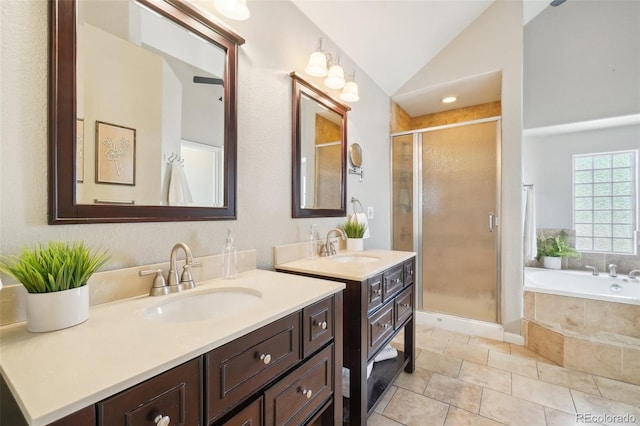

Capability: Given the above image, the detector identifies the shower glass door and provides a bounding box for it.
[421,120,499,323]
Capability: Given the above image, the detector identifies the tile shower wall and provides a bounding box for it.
[526,228,640,274]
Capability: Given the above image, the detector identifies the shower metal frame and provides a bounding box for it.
[390,117,503,324]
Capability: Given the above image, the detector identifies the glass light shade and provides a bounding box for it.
[305,51,328,77]
[214,0,250,21]
[340,81,360,102]
[324,64,346,89]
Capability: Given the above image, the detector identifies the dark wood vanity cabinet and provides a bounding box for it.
[277,255,416,425]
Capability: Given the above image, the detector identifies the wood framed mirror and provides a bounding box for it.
[290,72,350,218]
[49,0,244,224]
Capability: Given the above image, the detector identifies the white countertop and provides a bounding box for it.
[275,249,416,281]
[0,269,345,426]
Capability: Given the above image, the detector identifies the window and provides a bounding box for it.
[573,150,637,254]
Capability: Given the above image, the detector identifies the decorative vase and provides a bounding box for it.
[543,256,562,270]
[25,285,89,332]
[346,238,364,251]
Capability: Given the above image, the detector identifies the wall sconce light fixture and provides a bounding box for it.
[214,0,250,21]
[305,38,358,102]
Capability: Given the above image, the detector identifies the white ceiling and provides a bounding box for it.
[290,0,551,117]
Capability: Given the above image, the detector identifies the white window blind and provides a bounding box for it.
[573,150,637,254]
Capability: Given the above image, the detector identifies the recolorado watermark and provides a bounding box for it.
[576,413,637,424]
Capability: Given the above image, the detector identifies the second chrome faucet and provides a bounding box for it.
[140,242,201,296]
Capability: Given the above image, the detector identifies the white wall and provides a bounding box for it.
[395,0,524,333]
[0,0,391,275]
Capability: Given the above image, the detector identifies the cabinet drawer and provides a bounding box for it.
[264,344,333,426]
[303,296,334,358]
[206,312,301,423]
[367,273,383,312]
[222,396,263,426]
[367,303,395,358]
[403,259,415,287]
[394,286,413,329]
[382,265,404,302]
[97,358,201,426]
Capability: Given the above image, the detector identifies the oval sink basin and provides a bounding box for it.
[330,255,380,264]
[143,288,262,323]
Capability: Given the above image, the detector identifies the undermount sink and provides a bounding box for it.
[143,287,262,323]
[330,255,381,264]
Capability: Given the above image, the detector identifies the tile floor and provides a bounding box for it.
[368,325,640,425]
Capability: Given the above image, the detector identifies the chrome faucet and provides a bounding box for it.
[319,228,346,257]
[608,264,617,278]
[629,270,640,280]
[585,265,599,276]
[168,242,201,291]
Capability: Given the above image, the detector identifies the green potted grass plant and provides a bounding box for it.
[0,241,109,332]
[341,221,367,251]
[536,232,580,270]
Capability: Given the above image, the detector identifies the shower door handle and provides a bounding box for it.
[488,212,495,232]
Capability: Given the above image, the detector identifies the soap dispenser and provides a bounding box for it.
[222,228,237,279]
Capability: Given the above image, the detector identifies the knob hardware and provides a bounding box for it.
[260,353,272,365]
[300,388,313,399]
[154,415,170,426]
[316,321,328,329]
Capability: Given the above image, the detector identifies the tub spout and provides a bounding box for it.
[585,265,599,276]
[608,264,617,278]
[629,270,640,280]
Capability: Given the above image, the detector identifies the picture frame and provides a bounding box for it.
[95,121,136,185]
[76,118,84,182]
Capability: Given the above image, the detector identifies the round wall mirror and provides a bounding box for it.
[349,143,363,168]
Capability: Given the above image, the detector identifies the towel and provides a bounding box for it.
[342,363,374,398]
[523,186,537,261]
[374,344,398,363]
[349,212,370,239]
[168,163,193,206]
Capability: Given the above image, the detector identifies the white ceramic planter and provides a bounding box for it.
[26,285,89,332]
[543,256,562,270]
[346,238,364,251]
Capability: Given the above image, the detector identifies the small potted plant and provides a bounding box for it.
[0,241,109,332]
[341,221,367,251]
[536,232,580,269]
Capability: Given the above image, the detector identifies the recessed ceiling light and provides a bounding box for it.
[442,96,457,104]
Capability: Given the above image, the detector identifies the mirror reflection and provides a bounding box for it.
[77,0,225,207]
[291,72,349,218]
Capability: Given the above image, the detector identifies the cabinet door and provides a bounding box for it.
[403,259,415,287]
[264,344,333,426]
[367,273,383,312]
[222,397,262,426]
[97,358,201,426]
[206,312,301,423]
[394,285,413,329]
[382,265,404,302]
[302,296,334,358]
[367,303,395,358]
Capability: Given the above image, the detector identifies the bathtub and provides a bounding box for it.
[524,267,640,305]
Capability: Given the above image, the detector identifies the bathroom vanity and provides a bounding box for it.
[0,270,344,426]
[276,250,416,425]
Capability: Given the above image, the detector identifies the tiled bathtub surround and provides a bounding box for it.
[523,291,640,386]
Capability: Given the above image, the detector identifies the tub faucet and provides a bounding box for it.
[585,265,599,276]
[168,242,201,291]
[319,228,346,257]
[629,270,640,280]
[608,264,617,278]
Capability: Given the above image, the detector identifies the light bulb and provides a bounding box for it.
[324,64,345,89]
[340,81,359,102]
[305,51,328,77]
[214,0,250,21]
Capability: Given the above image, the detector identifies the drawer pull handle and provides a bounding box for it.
[374,289,382,295]
[260,353,272,365]
[300,388,313,399]
[400,303,410,308]
[154,415,170,426]
[377,322,391,329]
[315,320,328,329]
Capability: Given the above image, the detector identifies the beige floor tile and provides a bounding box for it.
[444,341,489,365]
[415,349,462,377]
[571,389,640,422]
[430,328,471,343]
[457,361,511,394]
[594,376,640,407]
[468,336,511,354]
[444,406,505,426]
[509,343,557,364]
[367,413,404,426]
[537,362,600,396]
[416,334,449,353]
[383,387,449,426]
[487,350,538,379]
[424,373,483,413]
[544,407,603,426]
[479,388,546,426]
[512,374,575,414]
[393,368,432,394]
[374,385,398,415]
